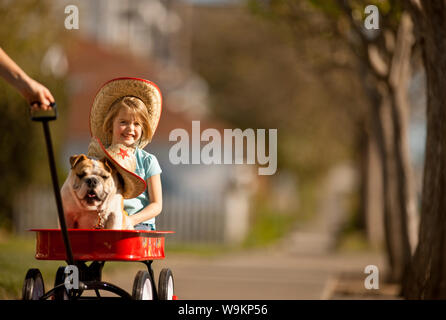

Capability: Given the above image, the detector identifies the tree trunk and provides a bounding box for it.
[385,13,418,286]
[405,1,446,299]
[376,84,410,284]
[387,13,419,256]
[363,12,417,284]
[361,67,414,284]
[364,115,384,249]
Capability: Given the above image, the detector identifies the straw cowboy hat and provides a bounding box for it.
[88,137,146,199]
[90,77,162,149]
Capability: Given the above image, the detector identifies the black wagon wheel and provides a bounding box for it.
[22,268,45,300]
[53,266,69,300]
[132,270,154,300]
[158,268,174,300]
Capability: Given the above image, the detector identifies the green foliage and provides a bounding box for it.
[308,0,396,16]
[0,0,69,228]
[305,0,402,30]
[336,230,370,252]
[243,199,295,248]
[308,0,342,16]
[334,180,375,252]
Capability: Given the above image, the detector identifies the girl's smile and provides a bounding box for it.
[111,107,142,147]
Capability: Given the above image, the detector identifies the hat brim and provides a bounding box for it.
[91,137,147,199]
[90,77,162,149]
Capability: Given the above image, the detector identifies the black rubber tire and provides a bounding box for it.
[22,269,45,300]
[158,268,174,300]
[54,266,69,300]
[132,270,154,300]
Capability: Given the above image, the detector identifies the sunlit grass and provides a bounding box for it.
[335,230,371,252]
[242,179,317,248]
[243,203,296,248]
[0,231,60,299]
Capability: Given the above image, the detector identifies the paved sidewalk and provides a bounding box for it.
[101,244,388,300]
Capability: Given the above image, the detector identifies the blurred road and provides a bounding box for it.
[101,236,386,300]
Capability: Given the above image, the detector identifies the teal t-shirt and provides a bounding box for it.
[124,148,162,226]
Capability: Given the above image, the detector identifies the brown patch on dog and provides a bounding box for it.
[70,154,89,169]
[102,157,114,173]
[102,157,125,192]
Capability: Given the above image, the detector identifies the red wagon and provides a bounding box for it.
[22,104,176,300]
[24,229,176,300]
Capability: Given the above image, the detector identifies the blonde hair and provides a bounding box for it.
[103,96,152,147]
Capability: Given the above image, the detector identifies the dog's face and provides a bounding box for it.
[69,155,121,210]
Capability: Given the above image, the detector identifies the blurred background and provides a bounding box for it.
[0,0,427,299]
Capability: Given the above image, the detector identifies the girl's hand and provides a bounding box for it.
[126,215,136,229]
[127,174,163,226]
[127,214,137,227]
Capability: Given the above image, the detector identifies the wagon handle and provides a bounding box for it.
[30,101,58,122]
[31,102,74,266]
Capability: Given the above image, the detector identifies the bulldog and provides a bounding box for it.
[61,154,134,230]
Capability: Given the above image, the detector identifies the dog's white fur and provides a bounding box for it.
[61,155,133,230]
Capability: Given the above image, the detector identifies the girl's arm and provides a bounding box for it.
[129,174,162,226]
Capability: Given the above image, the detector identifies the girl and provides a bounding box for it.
[89,77,163,230]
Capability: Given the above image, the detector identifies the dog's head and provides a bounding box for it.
[69,154,123,210]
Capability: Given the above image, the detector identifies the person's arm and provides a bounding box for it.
[128,174,163,226]
[0,48,54,109]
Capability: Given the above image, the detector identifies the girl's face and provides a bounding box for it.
[111,106,142,147]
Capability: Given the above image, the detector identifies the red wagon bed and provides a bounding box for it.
[32,229,174,261]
